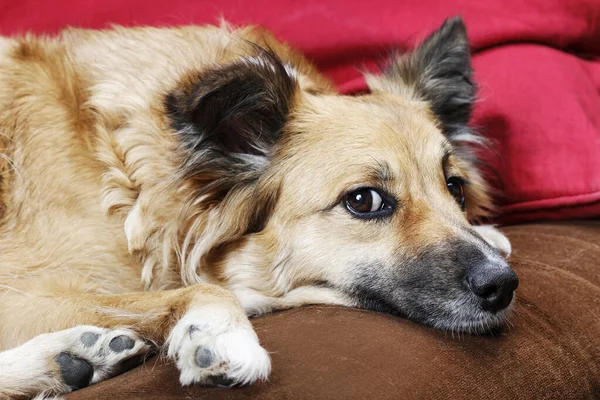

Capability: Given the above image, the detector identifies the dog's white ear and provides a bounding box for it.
[366,16,475,140]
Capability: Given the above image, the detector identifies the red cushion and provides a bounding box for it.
[472,45,600,224]
[2,0,599,223]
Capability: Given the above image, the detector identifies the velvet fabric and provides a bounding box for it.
[67,222,600,399]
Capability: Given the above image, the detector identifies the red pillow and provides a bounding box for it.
[2,0,599,223]
[472,45,600,224]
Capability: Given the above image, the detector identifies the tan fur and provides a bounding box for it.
[0,20,506,397]
[0,23,333,349]
[219,93,489,299]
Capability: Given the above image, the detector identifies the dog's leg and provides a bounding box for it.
[473,225,512,256]
[0,284,270,398]
[0,326,150,399]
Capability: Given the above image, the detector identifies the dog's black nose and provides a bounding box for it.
[467,261,519,312]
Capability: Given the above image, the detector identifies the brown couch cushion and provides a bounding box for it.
[67,222,600,399]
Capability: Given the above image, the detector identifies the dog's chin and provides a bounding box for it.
[426,300,515,335]
[349,287,516,335]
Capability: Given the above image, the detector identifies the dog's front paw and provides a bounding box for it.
[167,305,271,387]
[51,326,151,391]
[473,225,512,256]
[4,325,152,397]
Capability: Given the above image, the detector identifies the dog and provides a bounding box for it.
[0,16,517,398]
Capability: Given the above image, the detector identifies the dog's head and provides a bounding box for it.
[165,17,518,333]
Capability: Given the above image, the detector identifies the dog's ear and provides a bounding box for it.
[164,49,296,268]
[366,16,475,139]
[165,48,297,184]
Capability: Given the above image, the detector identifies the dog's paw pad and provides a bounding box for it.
[195,346,214,368]
[55,352,94,390]
[109,335,136,353]
[80,332,100,348]
[48,326,152,391]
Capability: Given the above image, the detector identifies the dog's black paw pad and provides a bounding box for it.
[80,332,100,348]
[55,352,94,390]
[195,346,214,368]
[109,335,135,353]
[208,374,236,388]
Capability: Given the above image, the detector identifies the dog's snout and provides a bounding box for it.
[466,261,519,313]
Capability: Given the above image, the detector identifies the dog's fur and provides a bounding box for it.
[0,17,516,398]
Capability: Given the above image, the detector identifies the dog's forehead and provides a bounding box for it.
[274,94,453,215]
[287,94,449,177]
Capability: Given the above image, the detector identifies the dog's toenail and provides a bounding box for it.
[208,374,235,388]
[189,325,201,339]
[80,332,100,348]
[195,347,214,368]
[109,335,135,352]
[55,352,93,390]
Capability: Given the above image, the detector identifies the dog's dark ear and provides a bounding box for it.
[165,49,297,185]
[164,50,297,268]
[366,16,475,139]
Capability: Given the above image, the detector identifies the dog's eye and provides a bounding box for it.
[344,188,392,219]
[446,177,466,210]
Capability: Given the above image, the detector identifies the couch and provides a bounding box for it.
[3,0,598,399]
[64,221,599,399]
